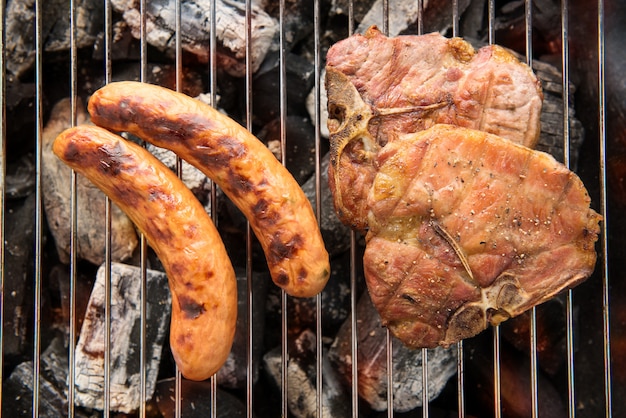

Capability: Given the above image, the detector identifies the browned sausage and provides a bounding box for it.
[88,81,330,298]
[53,125,237,381]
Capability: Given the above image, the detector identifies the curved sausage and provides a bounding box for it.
[53,125,237,381]
[88,81,330,298]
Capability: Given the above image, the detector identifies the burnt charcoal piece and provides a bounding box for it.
[252,53,317,125]
[263,329,350,418]
[74,263,171,413]
[2,336,90,418]
[111,0,277,77]
[154,378,247,418]
[2,193,36,360]
[300,153,351,257]
[47,264,96,342]
[356,0,472,36]
[3,350,66,417]
[5,75,36,156]
[216,268,269,390]
[41,98,138,266]
[464,334,567,418]
[5,154,36,199]
[4,0,103,78]
[264,249,358,348]
[257,116,316,185]
[264,0,316,51]
[328,292,458,413]
[500,298,568,377]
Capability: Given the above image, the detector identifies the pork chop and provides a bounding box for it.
[326,27,543,229]
[363,124,600,348]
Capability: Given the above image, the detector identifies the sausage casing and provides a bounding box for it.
[88,81,330,298]
[53,125,237,381]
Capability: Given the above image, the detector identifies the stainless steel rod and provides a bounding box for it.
[103,1,114,416]
[422,348,429,418]
[386,329,393,418]
[493,326,502,418]
[67,0,79,416]
[560,2,577,417]
[138,2,149,418]
[457,341,465,418]
[350,232,359,418]
[348,7,359,418]
[0,0,6,410]
[33,0,45,415]
[524,3,540,417]
[597,0,613,416]
[313,0,324,415]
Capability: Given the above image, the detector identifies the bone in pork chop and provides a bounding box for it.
[326,27,543,229]
[362,124,600,348]
[325,29,600,348]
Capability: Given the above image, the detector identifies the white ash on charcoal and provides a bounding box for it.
[306,72,330,139]
[111,0,277,77]
[355,0,472,36]
[216,268,270,390]
[74,262,171,413]
[154,378,247,417]
[263,329,350,418]
[4,0,103,78]
[41,98,139,266]
[328,292,458,413]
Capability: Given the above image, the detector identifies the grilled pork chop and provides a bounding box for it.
[325,29,600,348]
[326,27,543,230]
[363,125,600,348]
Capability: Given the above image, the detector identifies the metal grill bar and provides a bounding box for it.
[0,0,5,408]
[0,0,618,417]
[597,0,613,415]
[32,1,44,416]
[67,0,79,413]
[560,2,577,417]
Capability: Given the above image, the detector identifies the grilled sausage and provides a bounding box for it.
[53,125,237,381]
[88,81,330,298]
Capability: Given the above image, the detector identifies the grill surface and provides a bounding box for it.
[0,0,620,417]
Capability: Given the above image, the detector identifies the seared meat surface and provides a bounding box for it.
[326,27,543,229]
[325,29,600,348]
[363,125,600,348]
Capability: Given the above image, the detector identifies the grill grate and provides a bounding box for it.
[0,0,618,417]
